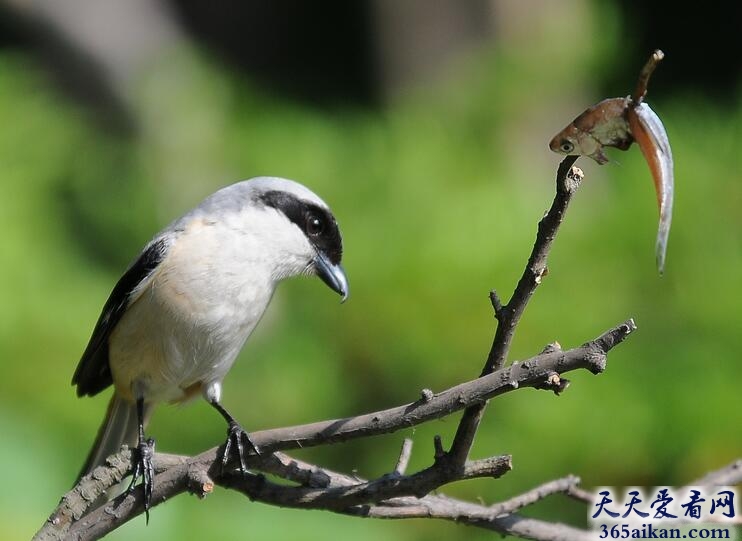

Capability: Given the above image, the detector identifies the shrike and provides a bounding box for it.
[72,177,348,514]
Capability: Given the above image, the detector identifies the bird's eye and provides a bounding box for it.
[306,213,325,236]
[560,141,575,153]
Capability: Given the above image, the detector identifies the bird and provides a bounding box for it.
[71,176,348,517]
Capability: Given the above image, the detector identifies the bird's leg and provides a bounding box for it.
[126,397,155,523]
[209,400,260,474]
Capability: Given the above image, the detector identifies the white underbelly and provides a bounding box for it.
[108,264,273,403]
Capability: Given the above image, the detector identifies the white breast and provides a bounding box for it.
[108,214,287,403]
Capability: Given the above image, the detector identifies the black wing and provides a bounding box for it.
[72,238,168,397]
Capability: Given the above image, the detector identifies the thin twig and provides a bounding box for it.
[565,485,594,504]
[448,156,582,465]
[633,49,664,103]
[488,475,581,517]
[687,459,742,487]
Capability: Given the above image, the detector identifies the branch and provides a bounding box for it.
[633,49,664,103]
[688,459,742,487]
[222,465,591,540]
[35,156,654,541]
[39,320,635,540]
[70,449,591,541]
[449,156,582,464]
[220,454,513,510]
[239,318,629,452]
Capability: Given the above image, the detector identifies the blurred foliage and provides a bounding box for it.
[1,3,740,540]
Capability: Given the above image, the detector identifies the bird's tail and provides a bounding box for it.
[78,393,152,481]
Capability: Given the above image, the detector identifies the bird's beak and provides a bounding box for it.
[314,252,349,302]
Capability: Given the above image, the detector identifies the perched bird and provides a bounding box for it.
[72,177,348,515]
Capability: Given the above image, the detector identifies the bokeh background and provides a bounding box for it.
[1,1,739,539]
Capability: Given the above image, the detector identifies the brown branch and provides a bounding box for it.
[220,454,513,510]
[488,475,581,517]
[208,455,592,540]
[351,483,594,541]
[633,49,664,103]
[34,155,659,541]
[565,484,595,504]
[39,320,635,540]
[221,465,592,540]
[209,319,630,453]
[34,451,133,539]
[71,449,590,541]
[448,156,582,464]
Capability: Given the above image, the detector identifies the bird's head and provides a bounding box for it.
[196,177,348,301]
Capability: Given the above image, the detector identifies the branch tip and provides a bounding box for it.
[186,466,215,499]
[566,484,594,504]
[555,160,583,196]
[688,458,742,487]
[594,318,637,354]
[633,49,665,103]
[489,290,504,320]
[488,474,582,518]
[463,455,513,480]
[419,388,434,403]
[534,372,571,395]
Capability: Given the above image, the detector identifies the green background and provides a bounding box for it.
[2,3,739,540]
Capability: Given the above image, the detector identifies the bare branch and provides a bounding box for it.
[633,49,665,103]
[488,475,581,517]
[231,454,591,540]
[565,485,595,505]
[221,455,513,510]
[36,146,687,541]
[223,470,593,540]
[163,451,591,540]
[489,289,504,321]
[207,319,631,453]
[687,459,742,487]
[448,156,582,464]
[34,451,133,541]
[40,320,634,540]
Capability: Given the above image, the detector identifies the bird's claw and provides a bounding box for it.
[127,437,155,523]
[221,421,260,474]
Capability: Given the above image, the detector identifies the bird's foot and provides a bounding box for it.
[127,437,155,523]
[221,421,260,474]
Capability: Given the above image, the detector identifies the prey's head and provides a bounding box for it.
[201,177,348,301]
